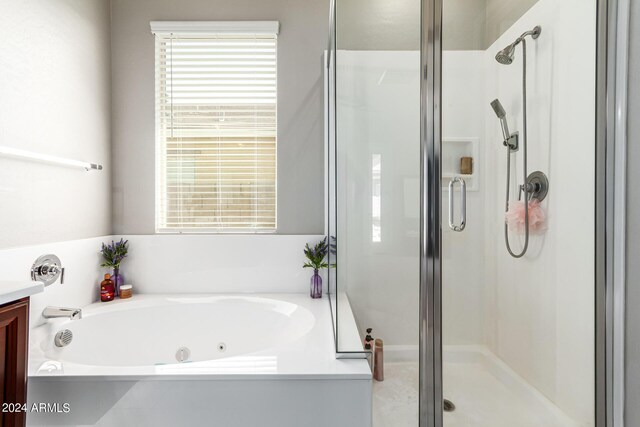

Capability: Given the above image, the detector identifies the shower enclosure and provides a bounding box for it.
[327,0,621,426]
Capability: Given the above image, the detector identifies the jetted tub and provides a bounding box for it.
[27,294,371,427]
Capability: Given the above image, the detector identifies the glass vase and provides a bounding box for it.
[112,268,124,297]
[310,269,322,299]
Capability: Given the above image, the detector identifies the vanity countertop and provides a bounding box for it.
[0,281,44,305]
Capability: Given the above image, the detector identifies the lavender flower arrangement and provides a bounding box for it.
[100,238,129,270]
[303,238,329,271]
[304,238,329,299]
[100,238,129,296]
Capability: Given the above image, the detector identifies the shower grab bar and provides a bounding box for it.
[0,146,103,171]
[448,176,466,232]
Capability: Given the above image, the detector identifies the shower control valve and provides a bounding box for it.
[518,171,549,202]
[31,254,65,286]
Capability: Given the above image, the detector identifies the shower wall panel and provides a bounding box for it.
[481,0,596,423]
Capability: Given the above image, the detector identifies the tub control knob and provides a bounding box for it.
[176,347,191,363]
[31,254,65,286]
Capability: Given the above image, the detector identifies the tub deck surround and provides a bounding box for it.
[28,294,372,427]
[2,235,371,425]
[29,294,370,379]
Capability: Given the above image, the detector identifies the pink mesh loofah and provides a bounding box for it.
[505,199,547,234]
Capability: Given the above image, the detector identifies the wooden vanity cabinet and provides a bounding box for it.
[0,298,29,427]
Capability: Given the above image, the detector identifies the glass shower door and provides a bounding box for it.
[439,1,597,426]
[328,0,607,425]
[328,0,422,425]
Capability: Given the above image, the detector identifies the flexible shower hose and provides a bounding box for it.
[504,39,529,258]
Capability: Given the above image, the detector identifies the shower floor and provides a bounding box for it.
[372,346,579,427]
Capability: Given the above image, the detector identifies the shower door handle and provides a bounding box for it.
[448,177,466,232]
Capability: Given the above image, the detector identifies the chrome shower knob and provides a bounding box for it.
[31,254,65,286]
[526,171,549,202]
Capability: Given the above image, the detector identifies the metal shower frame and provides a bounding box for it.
[418,0,628,426]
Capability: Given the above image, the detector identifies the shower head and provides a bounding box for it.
[490,99,511,141]
[495,25,542,65]
[495,43,516,65]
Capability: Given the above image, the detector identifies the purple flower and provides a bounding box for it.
[100,238,129,269]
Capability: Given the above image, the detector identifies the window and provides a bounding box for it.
[152,22,279,232]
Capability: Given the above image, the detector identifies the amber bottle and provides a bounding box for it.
[100,274,115,302]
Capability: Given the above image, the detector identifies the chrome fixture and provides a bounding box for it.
[31,254,65,286]
[490,99,518,150]
[491,25,544,258]
[495,26,541,65]
[520,171,549,202]
[176,346,191,363]
[489,99,509,139]
[443,399,456,412]
[42,306,82,320]
[54,329,73,347]
[448,177,466,232]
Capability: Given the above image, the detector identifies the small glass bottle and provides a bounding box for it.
[310,269,322,299]
[112,268,123,297]
[100,274,115,302]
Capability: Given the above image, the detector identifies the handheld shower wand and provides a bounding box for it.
[490,99,518,150]
[490,99,510,140]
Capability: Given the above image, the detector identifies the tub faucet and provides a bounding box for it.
[42,306,82,320]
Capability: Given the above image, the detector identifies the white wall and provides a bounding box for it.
[0,0,112,249]
[482,0,596,423]
[110,0,328,236]
[116,235,325,294]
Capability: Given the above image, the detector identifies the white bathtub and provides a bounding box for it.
[27,294,371,427]
[31,295,315,372]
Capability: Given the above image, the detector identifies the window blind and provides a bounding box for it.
[153,23,278,232]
